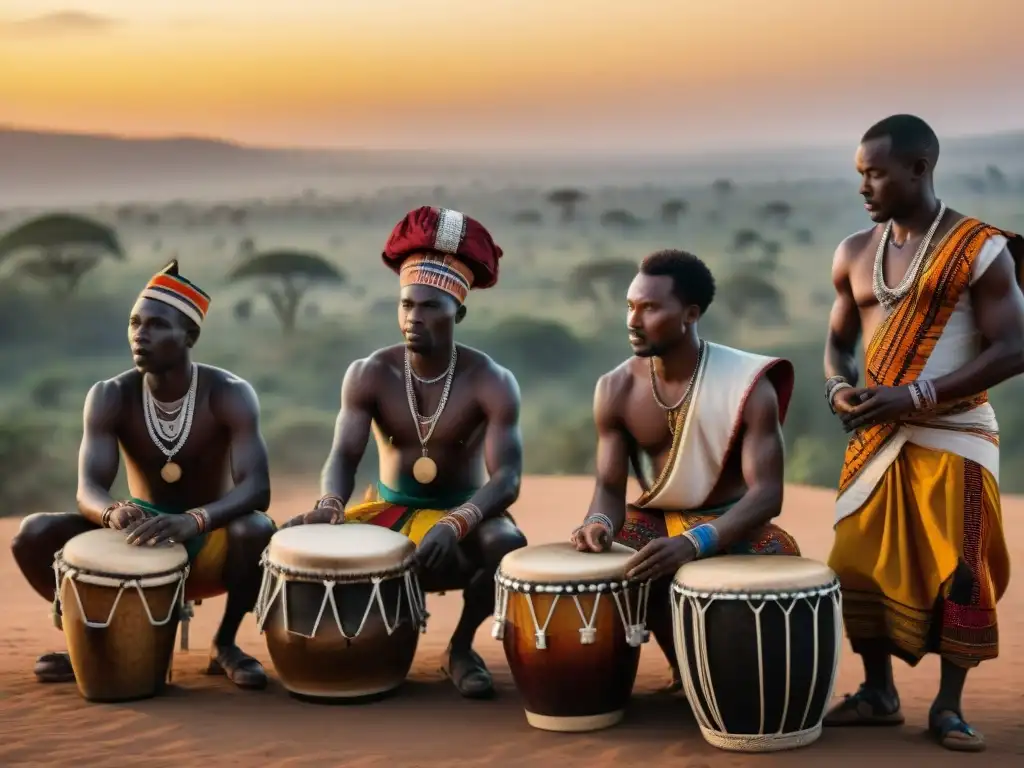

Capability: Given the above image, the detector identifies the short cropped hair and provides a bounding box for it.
[861,114,940,166]
[639,249,716,314]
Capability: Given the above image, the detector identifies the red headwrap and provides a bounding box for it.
[382,206,502,303]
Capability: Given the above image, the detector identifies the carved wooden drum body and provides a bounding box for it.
[671,555,842,752]
[54,528,190,703]
[493,542,651,732]
[256,524,427,700]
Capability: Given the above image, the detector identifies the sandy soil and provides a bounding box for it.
[1,476,1021,767]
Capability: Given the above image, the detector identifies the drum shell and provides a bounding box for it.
[674,585,840,748]
[59,574,182,703]
[501,586,642,728]
[262,570,421,700]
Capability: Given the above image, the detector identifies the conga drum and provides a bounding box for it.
[671,555,842,752]
[492,542,651,732]
[53,528,190,703]
[256,524,427,700]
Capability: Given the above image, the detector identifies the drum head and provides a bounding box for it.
[60,528,188,576]
[499,541,635,583]
[267,523,416,577]
[673,554,836,593]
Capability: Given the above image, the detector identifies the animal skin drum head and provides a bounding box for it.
[673,555,836,593]
[60,528,188,576]
[267,523,416,576]
[499,541,636,583]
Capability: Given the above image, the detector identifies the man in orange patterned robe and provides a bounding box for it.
[822,114,1024,752]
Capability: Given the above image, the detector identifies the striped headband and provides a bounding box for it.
[139,261,211,327]
[400,253,475,304]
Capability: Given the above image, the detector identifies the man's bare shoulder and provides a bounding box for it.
[345,347,401,383]
[595,359,638,411]
[457,344,520,394]
[202,364,261,418]
[84,369,137,414]
[835,226,878,264]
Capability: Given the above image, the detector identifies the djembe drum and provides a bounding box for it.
[53,527,190,702]
[256,524,427,700]
[492,542,651,732]
[671,555,842,752]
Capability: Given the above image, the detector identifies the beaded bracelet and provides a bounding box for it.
[910,380,937,411]
[439,503,484,541]
[101,501,129,528]
[186,508,210,534]
[681,523,720,559]
[826,375,853,414]
[571,512,615,540]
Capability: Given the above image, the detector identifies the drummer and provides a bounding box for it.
[10,261,275,690]
[282,206,528,699]
[571,250,799,691]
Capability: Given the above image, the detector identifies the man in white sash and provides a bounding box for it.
[822,114,1023,752]
[571,249,798,690]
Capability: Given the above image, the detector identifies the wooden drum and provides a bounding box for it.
[53,528,190,703]
[256,524,427,701]
[493,542,651,732]
[671,555,842,752]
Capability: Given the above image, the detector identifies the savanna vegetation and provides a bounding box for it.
[3,168,1024,514]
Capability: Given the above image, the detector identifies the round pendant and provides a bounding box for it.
[412,455,437,484]
[161,461,182,483]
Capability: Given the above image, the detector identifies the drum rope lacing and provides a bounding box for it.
[52,557,190,630]
[254,551,428,640]
[671,579,843,752]
[491,572,651,650]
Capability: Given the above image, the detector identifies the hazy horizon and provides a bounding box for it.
[3,2,1023,153]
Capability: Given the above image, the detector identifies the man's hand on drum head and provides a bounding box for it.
[571,523,612,553]
[106,502,150,530]
[281,496,347,528]
[624,536,697,581]
[125,514,201,548]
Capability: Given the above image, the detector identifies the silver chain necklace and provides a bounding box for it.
[404,346,457,484]
[872,201,946,311]
[650,339,706,412]
[143,362,198,483]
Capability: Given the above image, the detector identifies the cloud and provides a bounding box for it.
[0,11,123,38]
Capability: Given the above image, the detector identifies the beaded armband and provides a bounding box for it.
[908,380,937,411]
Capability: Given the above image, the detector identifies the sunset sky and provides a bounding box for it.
[2,1,1022,153]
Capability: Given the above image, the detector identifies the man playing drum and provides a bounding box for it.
[822,115,1023,752]
[283,206,528,699]
[11,261,276,690]
[571,250,799,691]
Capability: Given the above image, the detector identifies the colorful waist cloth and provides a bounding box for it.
[130,497,207,561]
[828,443,1009,669]
[615,501,800,556]
[343,482,477,545]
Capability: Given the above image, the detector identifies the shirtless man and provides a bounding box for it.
[571,249,799,688]
[284,206,528,699]
[10,261,275,689]
[822,114,1023,752]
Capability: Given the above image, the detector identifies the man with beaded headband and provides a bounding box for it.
[822,115,1024,752]
[283,206,527,699]
[11,260,276,690]
[571,249,799,692]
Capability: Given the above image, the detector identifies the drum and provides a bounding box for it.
[492,542,651,732]
[256,523,427,700]
[53,528,190,703]
[671,555,842,752]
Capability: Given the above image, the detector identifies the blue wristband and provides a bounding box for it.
[687,523,720,558]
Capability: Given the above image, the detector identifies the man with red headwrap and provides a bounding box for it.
[284,206,527,699]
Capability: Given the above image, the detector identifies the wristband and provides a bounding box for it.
[186,508,210,534]
[101,501,129,528]
[681,523,720,559]
[440,503,484,541]
[825,375,853,414]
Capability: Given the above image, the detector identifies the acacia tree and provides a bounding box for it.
[565,258,638,309]
[227,249,346,334]
[660,199,688,225]
[547,188,588,223]
[0,213,125,296]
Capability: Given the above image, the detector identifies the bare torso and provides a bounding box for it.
[840,207,963,344]
[362,344,508,494]
[605,356,746,508]
[106,364,239,508]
